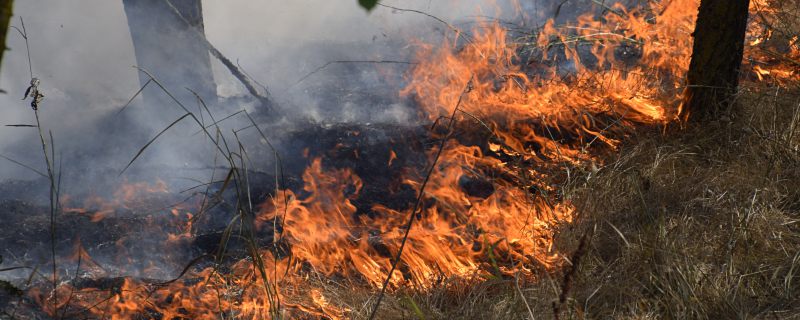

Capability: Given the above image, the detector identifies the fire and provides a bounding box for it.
[253,150,571,289]
[22,0,800,318]
[247,0,697,308]
[404,2,695,179]
[746,0,800,83]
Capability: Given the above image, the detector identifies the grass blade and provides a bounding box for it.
[120,112,191,175]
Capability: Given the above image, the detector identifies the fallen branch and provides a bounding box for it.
[163,0,279,114]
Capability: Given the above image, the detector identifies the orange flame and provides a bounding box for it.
[31,1,800,318]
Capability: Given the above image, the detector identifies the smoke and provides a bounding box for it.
[0,0,134,180]
[0,0,533,187]
[0,0,577,284]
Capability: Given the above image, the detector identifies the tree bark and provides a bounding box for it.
[122,0,216,106]
[160,2,277,114]
[681,0,751,122]
[0,0,12,76]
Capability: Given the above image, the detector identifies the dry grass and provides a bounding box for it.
[337,83,800,320]
[556,85,800,319]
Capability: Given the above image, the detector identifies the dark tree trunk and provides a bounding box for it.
[0,0,12,75]
[122,0,216,106]
[681,0,751,122]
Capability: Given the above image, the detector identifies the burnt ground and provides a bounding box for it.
[0,121,444,317]
[0,115,524,311]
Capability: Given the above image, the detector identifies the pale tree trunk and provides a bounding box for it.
[681,0,751,122]
[122,0,216,107]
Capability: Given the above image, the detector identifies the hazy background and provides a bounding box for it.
[0,0,537,187]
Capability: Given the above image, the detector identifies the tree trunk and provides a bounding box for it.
[0,0,12,75]
[681,0,751,122]
[122,0,216,106]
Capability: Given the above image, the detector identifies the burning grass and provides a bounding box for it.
[2,0,799,319]
[341,81,800,320]
[192,87,797,319]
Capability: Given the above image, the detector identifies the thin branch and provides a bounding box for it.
[0,154,47,178]
[162,0,278,114]
[116,79,151,116]
[120,113,192,175]
[192,110,245,136]
[378,3,472,44]
[17,17,33,78]
[291,60,416,89]
[368,78,473,320]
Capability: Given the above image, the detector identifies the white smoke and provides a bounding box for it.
[0,0,525,183]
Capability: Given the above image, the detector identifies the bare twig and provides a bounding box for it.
[116,79,151,116]
[0,154,47,178]
[34,109,60,315]
[590,0,625,17]
[10,17,33,79]
[290,60,416,89]
[120,112,192,175]
[515,272,536,320]
[368,78,473,320]
[16,17,62,315]
[378,3,471,43]
[553,225,595,320]
[162,0,279,114]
